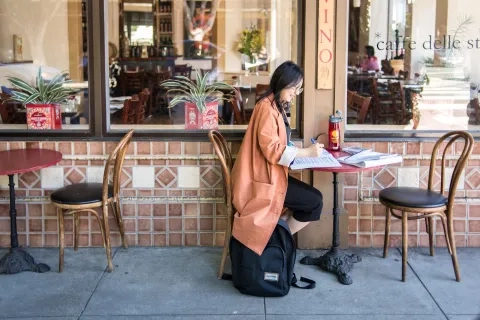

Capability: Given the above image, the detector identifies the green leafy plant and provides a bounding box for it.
[160,69,235,113]
[237,25,264,59]
[4,67,76,105]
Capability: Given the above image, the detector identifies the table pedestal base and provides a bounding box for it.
[0,248,50,274]
[300,247,361,285]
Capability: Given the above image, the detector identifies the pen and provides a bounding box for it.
[310,138,317,144]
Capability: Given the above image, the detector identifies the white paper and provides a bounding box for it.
[290,150,341,170]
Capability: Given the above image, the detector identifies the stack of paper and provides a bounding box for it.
[290,149,341,170]
[338,148,403,168]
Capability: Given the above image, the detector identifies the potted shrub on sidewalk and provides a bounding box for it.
[4,67,76,129]
[160,69,234,129]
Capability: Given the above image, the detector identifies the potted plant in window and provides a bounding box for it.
[4,67,76,130]
[160,69,235,130]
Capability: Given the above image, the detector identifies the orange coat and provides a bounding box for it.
[231,95,290,256]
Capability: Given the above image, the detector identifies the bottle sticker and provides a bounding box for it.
[331,130,339,144]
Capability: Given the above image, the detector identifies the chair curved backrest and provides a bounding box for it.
[102,129,134,203]
[428,131,474,212]
[208,130,234,230]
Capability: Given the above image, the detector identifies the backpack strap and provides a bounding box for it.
[291,273,316,289]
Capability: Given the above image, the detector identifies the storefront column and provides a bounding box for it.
[297,0,349,249]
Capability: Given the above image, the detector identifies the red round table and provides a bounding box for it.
[298,150,383,285]
[0,148,62,274]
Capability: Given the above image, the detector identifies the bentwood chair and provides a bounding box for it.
[51,129,134,272]
[379,131,473,282]
[208,130,234,279]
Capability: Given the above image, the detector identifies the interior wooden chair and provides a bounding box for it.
[347,91,372,124]
[208,130,234,279]
[379,131,473,282]
[50,129,134,272]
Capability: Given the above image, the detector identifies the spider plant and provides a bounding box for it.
[3,67,76,106]
[160,69,235,113]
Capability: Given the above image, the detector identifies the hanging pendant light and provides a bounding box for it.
[353,0,361,8]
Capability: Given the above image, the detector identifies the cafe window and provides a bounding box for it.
[106,0,300,132]
[0,0,91,131]
[346,0,480,133]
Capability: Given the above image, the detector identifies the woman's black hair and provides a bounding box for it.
[365,45,375,58]
[257,60,304,112]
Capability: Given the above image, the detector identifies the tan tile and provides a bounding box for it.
[169,233,183,246]
[26,142,40,149]
[184,218,198,231]
[168,142,182,155]
[184,142,199,155]
[169,218,182,231]
[153,219,167,232]
[91,233,104,247]
[468,234,480,246]
[153,204,167,216]
[153,234,167,246]
[343,173,358,186]
[358,235,371,247]
[73,142,88,155]
[374,142,388,153]
[348,218,357,232]
[29,234,43,247]
[358,218,372,233]
[137,142,151,155]
[184,203,198,216]
[200,233,214,246]
[44,234,58,247]
[200,203,214,216]
[58,142,72,155]
[215,232,225,246]
[184,233,198,246]
[9,142,25,149]
[215,217,226,231]
[138,204,152,216]
[28,204,43,217]
[152,142,166,154]
[0,142,8,151]
[89,142,104,155]
[29,219,43,232]
[123,219,136,232]
[169,204,182,216]
[138,234,152,246]
[349,234,358,247]
[344,203,358,217]
[468,220,480,232]
[200,142,213,154]
[200,218,213,231]
[138,219,152,232]
[0,234,9,246]
[406,142,420,154]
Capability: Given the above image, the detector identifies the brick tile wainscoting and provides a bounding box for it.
[343,141,480,248]
[0,141,304,248]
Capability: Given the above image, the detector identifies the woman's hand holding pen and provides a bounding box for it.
[296,139,324,158]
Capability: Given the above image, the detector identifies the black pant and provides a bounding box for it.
[284,176,323,222]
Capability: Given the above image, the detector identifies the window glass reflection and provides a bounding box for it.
[347,0,480,131]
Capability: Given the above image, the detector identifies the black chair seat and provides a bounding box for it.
[51,183,113,205]
[379,187,447,209]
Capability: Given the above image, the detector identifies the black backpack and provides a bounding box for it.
[222,219,315,297]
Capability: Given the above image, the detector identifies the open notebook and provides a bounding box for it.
[290,149,341,170]
[337,149,403,168]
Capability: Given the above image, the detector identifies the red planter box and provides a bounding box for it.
[184,101,218,130]
[26,104,62,130]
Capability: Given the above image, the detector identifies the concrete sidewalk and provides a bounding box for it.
[1,247,479,320]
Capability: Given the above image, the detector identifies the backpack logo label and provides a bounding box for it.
[264,272,279,281]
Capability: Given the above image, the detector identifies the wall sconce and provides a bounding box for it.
[353,0,361,8]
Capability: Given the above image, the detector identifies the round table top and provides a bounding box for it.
[312,149,383,173]
[0,148,63,176]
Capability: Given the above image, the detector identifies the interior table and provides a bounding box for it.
[299,149,383,285]
[0,148,62,274]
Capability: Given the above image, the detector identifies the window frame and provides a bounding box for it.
[1,0,305,141]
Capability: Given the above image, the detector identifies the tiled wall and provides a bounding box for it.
[1,140,479,249]
[0,140,304,248]
[343,141,480,248]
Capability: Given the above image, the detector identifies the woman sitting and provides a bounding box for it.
[361,45,380,71]
[230,61,324,256]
